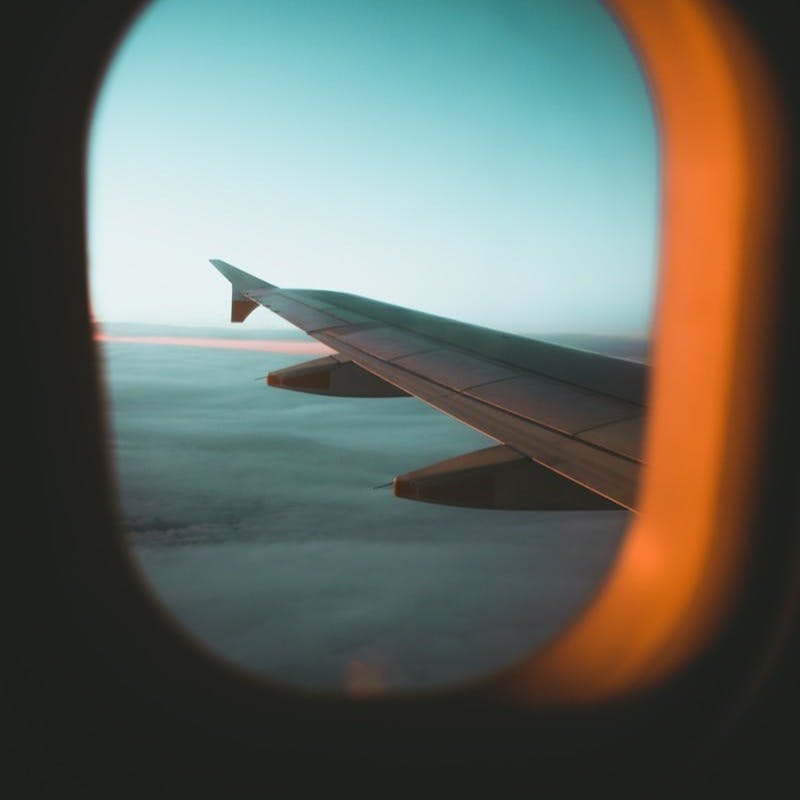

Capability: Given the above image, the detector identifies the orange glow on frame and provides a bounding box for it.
[508,0,783,703]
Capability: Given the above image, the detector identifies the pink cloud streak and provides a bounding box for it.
[94,333,333,356]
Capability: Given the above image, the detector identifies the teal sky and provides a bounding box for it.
[88,0,658,334]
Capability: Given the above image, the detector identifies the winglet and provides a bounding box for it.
[209,259,277,323]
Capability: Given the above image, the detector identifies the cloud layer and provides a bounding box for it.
[102,325,629,690]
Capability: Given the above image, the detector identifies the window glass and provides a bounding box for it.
[89,0,657,691]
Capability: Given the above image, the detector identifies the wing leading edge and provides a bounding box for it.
[211,259,646,511]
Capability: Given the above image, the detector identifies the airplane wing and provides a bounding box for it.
[211,259,646,512]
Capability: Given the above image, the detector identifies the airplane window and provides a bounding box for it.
[88,0,657,692]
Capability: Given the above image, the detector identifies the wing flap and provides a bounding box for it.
[465,374,640,435]
[576,415,645,461]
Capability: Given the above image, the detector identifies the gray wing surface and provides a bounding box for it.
[211,259,646,511]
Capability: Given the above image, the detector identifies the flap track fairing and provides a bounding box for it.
[267,356,408,397]
[393,445,621,510]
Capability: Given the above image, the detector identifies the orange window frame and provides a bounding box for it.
[502,0,784,704]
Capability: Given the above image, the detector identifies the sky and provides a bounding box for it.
[88,0,658,335]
